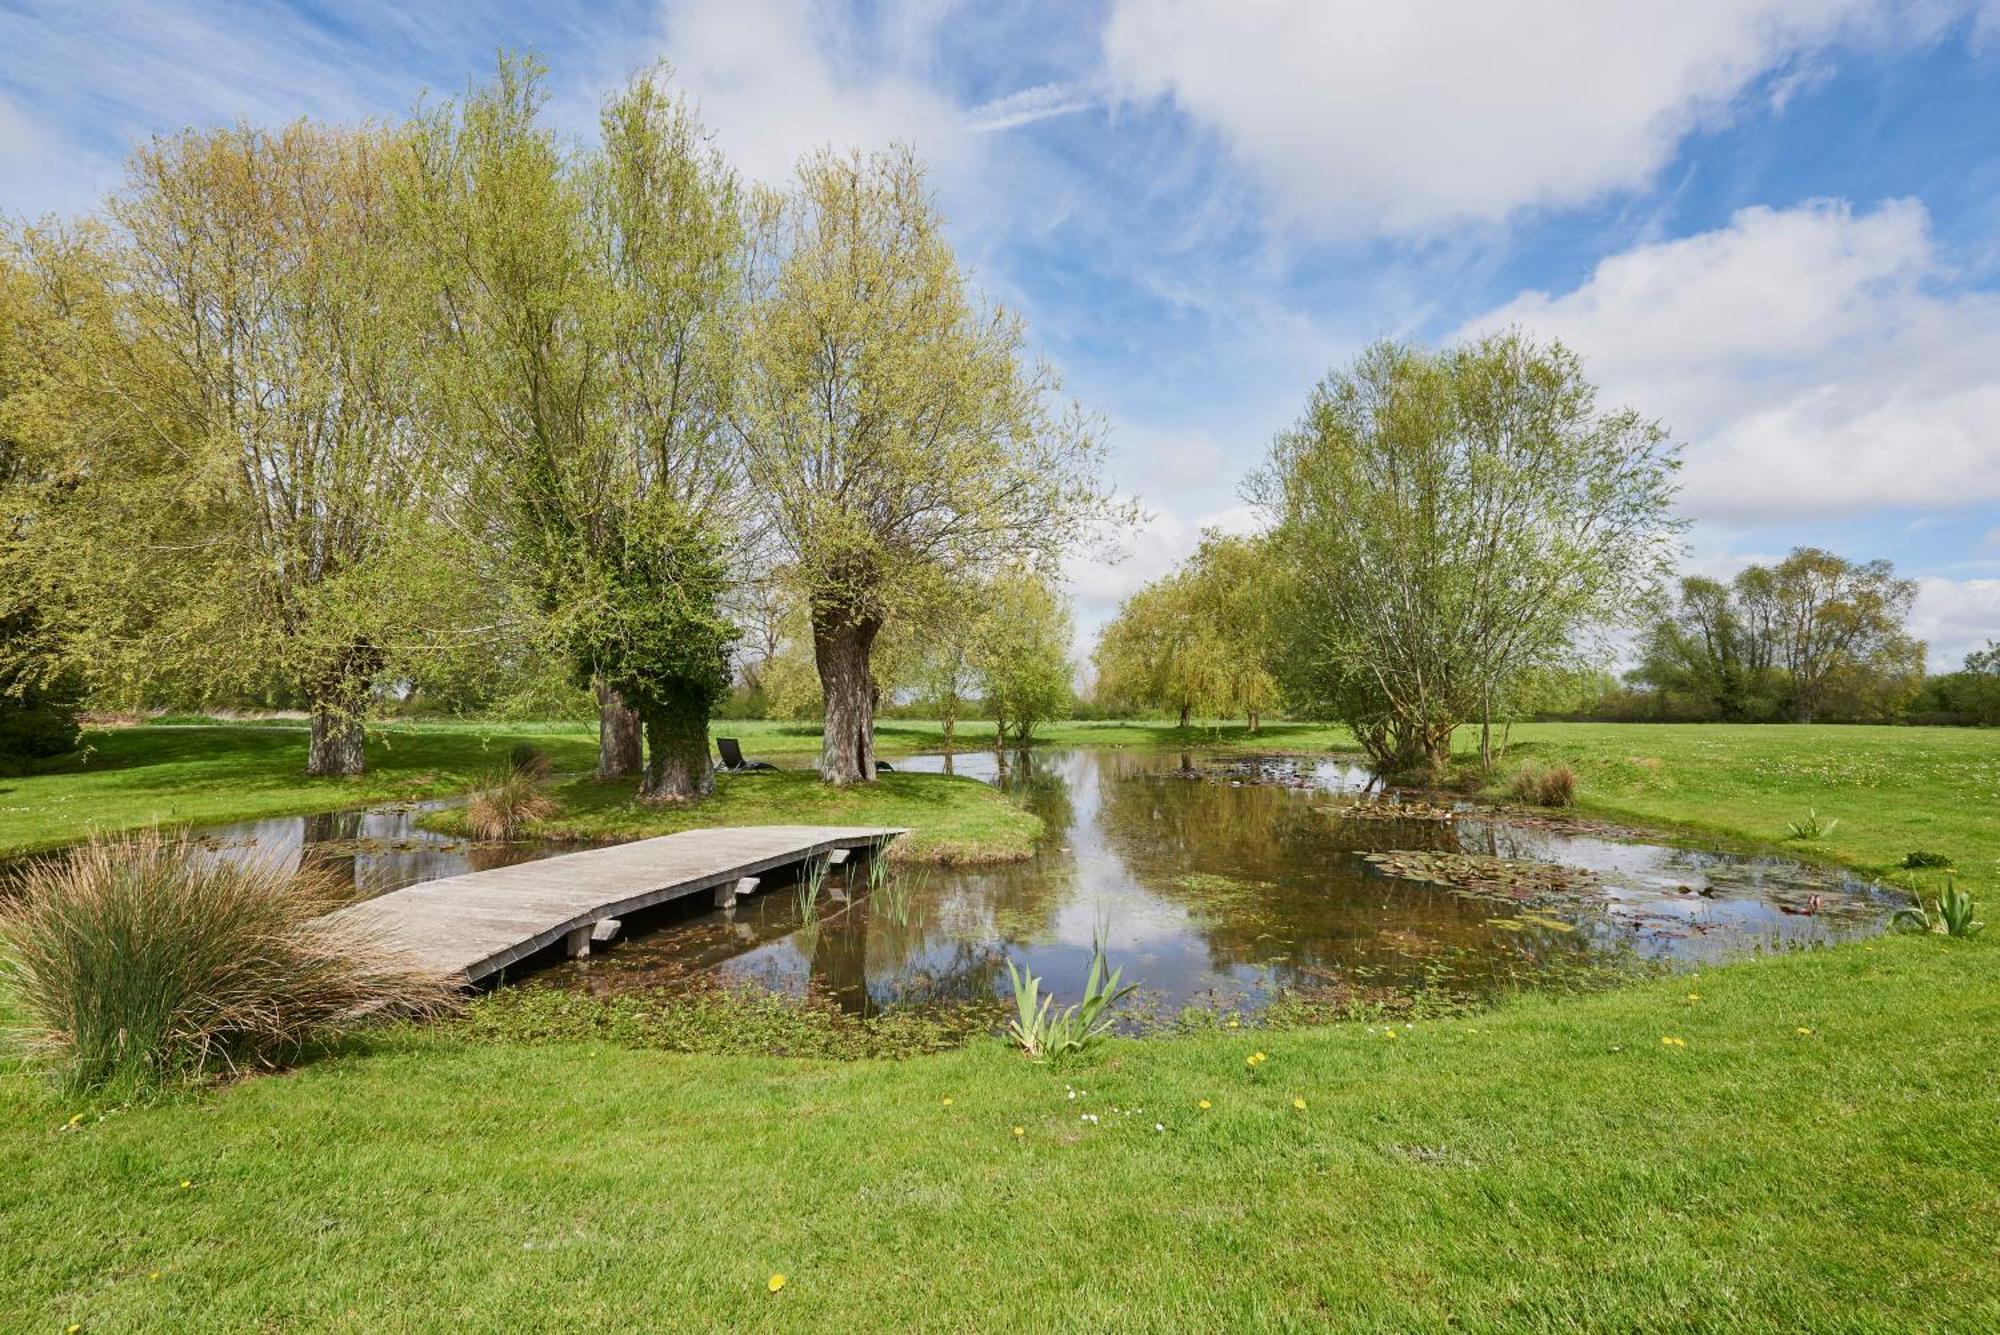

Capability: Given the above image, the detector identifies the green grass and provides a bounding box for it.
[0,724,601,858]
[1480,723,2000,898]
[424,769,1043,864]
[3,932,1994,1329]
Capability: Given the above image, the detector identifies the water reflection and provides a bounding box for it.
[86,748,1895,1020]
[555,748,1896,1018]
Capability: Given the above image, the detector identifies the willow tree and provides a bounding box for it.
[1255,333,1681,774]
[403,60,743,798]
[36,122,447,774]
[738,146,1122,783]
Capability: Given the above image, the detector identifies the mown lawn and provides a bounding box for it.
[3,932,1994,1329]
[425,768,1044,863]
[1487,723,2000,897]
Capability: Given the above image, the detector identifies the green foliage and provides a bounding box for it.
[738,145,1126,782]
[1254,333,1682,773]
[0,833,457,1094]
[1632,552,1923,723]
[1785,809,1840,841]
[1003,933,1138,1061]
[1094,530,1278,728]
[975,569,1075,746]
[1892,883,1984,938]
[1900,850,1954,870]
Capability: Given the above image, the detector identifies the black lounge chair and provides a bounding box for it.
[716,737,778,772]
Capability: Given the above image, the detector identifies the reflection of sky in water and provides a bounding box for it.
[160,748,1899,1018]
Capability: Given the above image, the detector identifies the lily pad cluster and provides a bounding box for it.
[1326,798,1459,824]
[1361,849,1601,907]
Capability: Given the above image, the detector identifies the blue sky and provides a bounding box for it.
[4,0,2000,665]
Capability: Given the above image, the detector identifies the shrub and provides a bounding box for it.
[1510,762,1576,808]
[0,832,458,1094]
[465,768,557,841]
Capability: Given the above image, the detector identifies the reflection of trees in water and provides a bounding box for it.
[1089,757,1616,997]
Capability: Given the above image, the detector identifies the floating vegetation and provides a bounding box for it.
[1326,798,1458,824]
[1486,913,1577,933]
[1362,849,1601,906]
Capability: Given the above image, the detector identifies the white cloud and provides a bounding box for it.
[1461,198,2000,521]
[1101,0,1971,236]
[661,0,971,183]
[1912,577,2000,667]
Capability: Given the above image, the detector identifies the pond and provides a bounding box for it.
[167,746,1897,1024]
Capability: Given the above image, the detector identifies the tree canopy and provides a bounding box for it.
[1253,333,1682,772]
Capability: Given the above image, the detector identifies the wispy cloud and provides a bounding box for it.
[965,82,1099,133]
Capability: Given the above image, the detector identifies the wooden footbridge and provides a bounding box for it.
[326,825,905,984]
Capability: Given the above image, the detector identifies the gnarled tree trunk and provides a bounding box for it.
[307,696,367,777]
[304,648,378,777]
[639,707,713,802]
[814,611,879,786]
[595,678,643,778]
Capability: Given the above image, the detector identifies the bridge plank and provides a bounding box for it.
[323,824,904,983]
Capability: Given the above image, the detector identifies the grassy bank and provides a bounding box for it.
[4,932,1994,1328]
[0,724,601,857]
[426,769,1043,864]
[1483,723,2000,897]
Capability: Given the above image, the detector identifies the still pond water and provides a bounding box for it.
[185,747,1896,1022]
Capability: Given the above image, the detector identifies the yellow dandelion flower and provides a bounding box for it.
[1686,993,1702,1003]
[1226,1017,1241,1028]
[1012,1126,1024,1137]
[940,1097,953,1107]
[179,1180,192,1189]
[149,1271,161,1281]
[1292,1097,1307,1111]
[1197,1099,1212,1110]
[768,1273,786,1293]
[1383,1029,1397,1039]
[67,1325,81,1334]
[66,1113,84,1127]
[1795,1026,1814,1035]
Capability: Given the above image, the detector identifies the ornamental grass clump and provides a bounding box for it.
[465,767,557,841]
[1510,762,1576,808]
[0,832,458,1095]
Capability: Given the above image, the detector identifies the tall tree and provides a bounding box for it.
[37,122,449,774]
[1255,333,1681,774]
[1092,531,1277,730]
[974,569,1074,747]
[1764,547,1920,723]
[402,60,744,798]
[737,146,1122,784]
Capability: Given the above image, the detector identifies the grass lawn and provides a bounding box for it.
[0,724,601,858]
[1484,723,2000,898]
[425,768,1044,864]
[3,932,1993,1329]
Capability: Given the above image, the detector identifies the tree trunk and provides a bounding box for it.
[813,611,879,785]
[1247,708,1260,734]
[596,678,643,778]
[306,700,366,776]
[1479,683,1493,772]
[640,707,714,802]
[1178,703,1190,730]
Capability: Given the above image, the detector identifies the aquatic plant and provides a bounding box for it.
[1362,849,1601,906]
[1509,763,1577,808]
[464,767,558,841]
[1004,933,1138,1061]
[0,832,457,1094]
[1892,883,1984,938]
[1785,809,1839,841]
[869,857,924,927]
